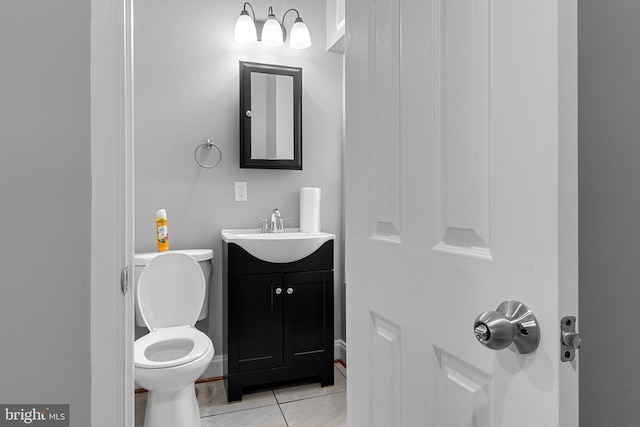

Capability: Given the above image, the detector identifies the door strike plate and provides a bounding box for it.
[560,316,581,362]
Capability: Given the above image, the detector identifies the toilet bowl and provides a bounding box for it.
[134,252,215,427]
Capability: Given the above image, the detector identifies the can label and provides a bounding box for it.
[157,226,168,243]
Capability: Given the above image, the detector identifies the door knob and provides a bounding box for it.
[275,287,282,295]
[287,288,294,295]
[473,300,540,354]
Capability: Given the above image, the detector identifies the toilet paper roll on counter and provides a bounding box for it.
[300,187,321,232]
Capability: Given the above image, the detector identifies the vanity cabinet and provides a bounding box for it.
[222,240,334,402]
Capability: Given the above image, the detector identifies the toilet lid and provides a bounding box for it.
[137,252,205,330]
[134,326,213,369]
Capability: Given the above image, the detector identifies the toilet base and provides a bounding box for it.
[144,384,201,427]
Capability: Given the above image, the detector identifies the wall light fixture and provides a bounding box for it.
[234,2,312,49]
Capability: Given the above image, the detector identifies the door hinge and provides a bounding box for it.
[560,316,581,362]
[121,266,129,295]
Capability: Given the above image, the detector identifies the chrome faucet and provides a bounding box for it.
[270,209,282,233]
[256,209,290,233]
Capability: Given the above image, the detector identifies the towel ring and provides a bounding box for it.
[194,140,222,169]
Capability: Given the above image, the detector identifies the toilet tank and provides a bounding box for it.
[133,249,213,328]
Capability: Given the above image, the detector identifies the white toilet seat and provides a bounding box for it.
[135,326,212,369]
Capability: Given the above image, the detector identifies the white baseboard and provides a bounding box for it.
[200,354,224,379]
[334,339,347,363]
[199,340,347,381]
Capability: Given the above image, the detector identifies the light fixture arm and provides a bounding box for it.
[278,8,302,43]
[242,2,256,21]
[280,8,301,28]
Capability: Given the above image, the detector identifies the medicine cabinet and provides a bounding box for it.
[239,61,302,170]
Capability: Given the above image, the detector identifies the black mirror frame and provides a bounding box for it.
[239,61,302,170]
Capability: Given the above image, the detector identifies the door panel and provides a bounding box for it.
[435,0,491,258]
[370,0,401,241]
[433,349,492,426]
[369,313,402,427]
[345,0,578,425]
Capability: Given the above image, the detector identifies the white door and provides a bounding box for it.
[345,0,578,425]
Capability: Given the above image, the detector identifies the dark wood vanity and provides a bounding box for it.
[222,239,334,402]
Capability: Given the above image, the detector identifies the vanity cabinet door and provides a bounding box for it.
[283,271,334,367]
[229,273,284,373]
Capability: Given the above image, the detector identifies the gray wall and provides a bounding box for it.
[0,1,92,426]
[579,0,640,425]
[134,0,344,371]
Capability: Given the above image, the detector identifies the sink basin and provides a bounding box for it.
[221,228,335,263]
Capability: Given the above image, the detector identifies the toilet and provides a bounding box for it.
[134,252,214,427]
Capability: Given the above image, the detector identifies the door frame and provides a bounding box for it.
[90,0,134,426]
[89,0,578,424]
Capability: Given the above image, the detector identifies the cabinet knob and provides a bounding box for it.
[287,287,294,295]
[275,287,282,295]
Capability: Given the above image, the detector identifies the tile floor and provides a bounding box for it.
[135,363,347,427]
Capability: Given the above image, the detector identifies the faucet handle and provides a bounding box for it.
[255,217,269,233]
[278,216,292,233]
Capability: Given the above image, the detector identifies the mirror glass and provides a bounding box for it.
[240,62,302,170]
[250,73,294,160]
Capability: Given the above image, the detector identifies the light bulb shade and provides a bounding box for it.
[234,11,257,44]
[261,17,284,47]
[289,18,312,49]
